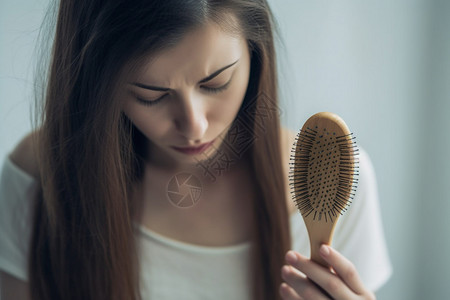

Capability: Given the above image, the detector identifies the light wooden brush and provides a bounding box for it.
[289,112,359,267]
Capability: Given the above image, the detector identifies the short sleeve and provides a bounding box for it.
[0,155,37,281]
[289,148,392,292]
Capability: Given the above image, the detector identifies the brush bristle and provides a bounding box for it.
[289,126,359,222]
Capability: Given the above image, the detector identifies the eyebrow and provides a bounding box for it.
[131,59,239,91]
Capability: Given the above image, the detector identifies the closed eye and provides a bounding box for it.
[133,75,233,106]
[135,94,168,106]
[201,76,233,94]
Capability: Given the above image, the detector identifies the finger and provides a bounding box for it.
[285,250,352,300]
[319,245,366,295]
[283,255,331,300]
[279,282,302,300]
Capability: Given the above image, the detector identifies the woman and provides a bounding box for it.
[0,0,391,299]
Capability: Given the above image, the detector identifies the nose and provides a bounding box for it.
[174,92,208,143]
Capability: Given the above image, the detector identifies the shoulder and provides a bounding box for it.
[0,271,30,300]
[280,126,297,215]
[0,132,39,295]
[9,130,41,180]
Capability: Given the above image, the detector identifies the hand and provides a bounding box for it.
[279,245,375,300]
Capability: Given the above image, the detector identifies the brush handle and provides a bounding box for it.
[304,217,335,269]
[309,237,330,269]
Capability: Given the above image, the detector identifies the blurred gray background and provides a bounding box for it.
[1,0,449,299]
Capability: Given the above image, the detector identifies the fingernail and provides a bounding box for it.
[320,245,330,257]
[286,250,297,263]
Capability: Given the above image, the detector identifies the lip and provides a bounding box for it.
[171,140,215,155]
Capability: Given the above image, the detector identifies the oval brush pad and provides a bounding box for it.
[289,112,359,267]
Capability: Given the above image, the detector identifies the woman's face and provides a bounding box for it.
[122,21,251,170]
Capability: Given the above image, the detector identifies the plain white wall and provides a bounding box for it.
[0,0,47,166]
[1,1,450,299]
[415,1,450,298]
[268,1,449,299]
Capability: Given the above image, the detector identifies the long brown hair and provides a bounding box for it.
[30,0,291,299]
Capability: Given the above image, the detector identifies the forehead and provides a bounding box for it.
[134,21,248,83]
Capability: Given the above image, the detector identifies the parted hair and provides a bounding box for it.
[30,0,291,299]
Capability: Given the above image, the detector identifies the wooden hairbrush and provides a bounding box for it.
[289,112,359,267]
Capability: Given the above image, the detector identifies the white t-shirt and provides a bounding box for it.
[0,149,392,299]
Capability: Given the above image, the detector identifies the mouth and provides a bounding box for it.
[171,139,216,155]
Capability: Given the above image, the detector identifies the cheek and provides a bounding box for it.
[122,103,170,141]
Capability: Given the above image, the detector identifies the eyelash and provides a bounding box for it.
[136,95,166,106]
[136,78,233,106]
[201,78,232,94]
